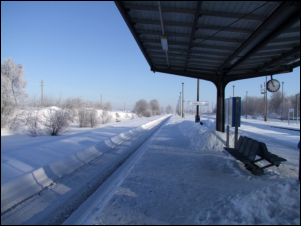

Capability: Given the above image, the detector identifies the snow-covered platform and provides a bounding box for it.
[88,115,300,225]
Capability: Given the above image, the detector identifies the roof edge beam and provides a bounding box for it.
[114,1,153,69]
[154,68,217,84]
[225,68,293,84]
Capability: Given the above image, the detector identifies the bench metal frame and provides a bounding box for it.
[224,136,287,175]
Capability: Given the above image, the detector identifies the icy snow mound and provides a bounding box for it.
[179,119,228,151]
[197,179,300,225]
[230,179,300,225]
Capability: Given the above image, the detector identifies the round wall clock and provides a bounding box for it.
[266,79,280,92]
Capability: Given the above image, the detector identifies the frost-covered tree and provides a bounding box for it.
[269,91,282,114]
[166,105,173,114]
[103,102,112,111]
[134,99,151,117]
[1,58,28,128]
[149,99,161,115]
[100,110,112,124]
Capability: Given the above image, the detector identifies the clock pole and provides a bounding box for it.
[265,76,268,122]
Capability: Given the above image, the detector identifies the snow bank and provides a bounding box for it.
[197,179,300,225]
[179,118,235,151]
[230,179,300,225]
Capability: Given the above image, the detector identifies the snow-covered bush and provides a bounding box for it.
[43,108,71,136]
[78,108,100,127]
[89,108,99,127]
[26,108,42,137]
[78,108,90,127]
[100,110,112,124]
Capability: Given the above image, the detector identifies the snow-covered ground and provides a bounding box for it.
[1,114,300,225]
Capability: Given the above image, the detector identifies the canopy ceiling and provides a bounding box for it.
[115,1,300,85]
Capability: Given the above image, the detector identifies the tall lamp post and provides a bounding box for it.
[282,82,284,121]
[261,83,267,121]
[180,92,182,116]
[196,79,200,122]
[246,91,248,119]
[182,83,184,118]
[296,93,300,125]
[265,76,268,122]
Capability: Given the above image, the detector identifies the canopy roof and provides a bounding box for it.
[115,1,300,85]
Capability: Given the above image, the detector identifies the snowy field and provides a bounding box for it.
[1,114,300,225]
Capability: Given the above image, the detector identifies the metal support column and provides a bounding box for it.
[196,79,200,122]
[182,83,184,118]
[215,75,226,132]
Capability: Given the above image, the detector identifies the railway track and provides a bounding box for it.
[1,115,171,225]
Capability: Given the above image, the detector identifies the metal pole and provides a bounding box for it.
[226,125,230,148]
[246,91,248,119]
[196,79,200,122]
[265,76,268,122]
[297,94,299,124]
[180,92,182,116]
[182,83,184,118]
[233,85,235,97]
[234,97,239,149]
[281,82,284,121]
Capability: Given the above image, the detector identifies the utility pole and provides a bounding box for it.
[233,85,235,97]
[282,82,284,121]
[296,93,299,124]
[180,92,182,116]
[182,83,184,118]
[40,79,44,107]
[246,91,248,119]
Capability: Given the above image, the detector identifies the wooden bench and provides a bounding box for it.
[224,136,287,175]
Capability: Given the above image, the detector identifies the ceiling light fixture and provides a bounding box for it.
[161,35,168,51]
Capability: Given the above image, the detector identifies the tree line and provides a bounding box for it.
[241,91,300,119]
[1,58,173,136]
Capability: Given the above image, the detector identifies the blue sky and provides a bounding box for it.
[1,1,300,111]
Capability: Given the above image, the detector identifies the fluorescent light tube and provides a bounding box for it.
[161,36,168,51]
